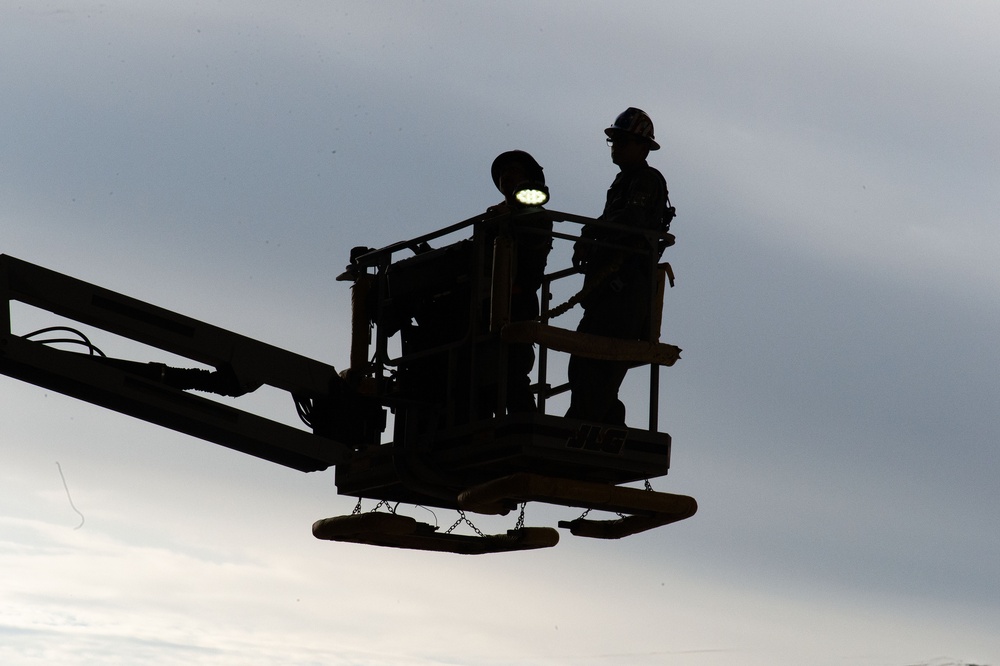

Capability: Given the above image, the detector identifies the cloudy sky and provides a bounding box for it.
[2,1,998,664]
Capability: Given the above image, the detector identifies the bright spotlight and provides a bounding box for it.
[514,184,549,207]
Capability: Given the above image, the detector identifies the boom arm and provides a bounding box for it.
[0,254,356,472]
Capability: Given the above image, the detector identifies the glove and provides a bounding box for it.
[572,242,589,270]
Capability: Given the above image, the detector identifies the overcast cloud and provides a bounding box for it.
[2,2,998,665]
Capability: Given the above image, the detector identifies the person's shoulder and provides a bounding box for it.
[486,201,510,215]
[638,163,665,181]
[630,165,667,194]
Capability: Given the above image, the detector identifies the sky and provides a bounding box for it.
[1,1,999,664]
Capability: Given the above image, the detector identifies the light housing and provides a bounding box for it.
[513,182,549,207]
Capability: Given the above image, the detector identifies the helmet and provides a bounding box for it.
[491,150,544,191]
[604,107,660,150]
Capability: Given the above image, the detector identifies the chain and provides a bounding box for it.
[444,510,486,537]
[369,499,397,514]
[353,502,531,535]
[515,503,526,530]
[644,478,653,492]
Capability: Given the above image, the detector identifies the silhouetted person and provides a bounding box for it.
[394,151,551,426]
[566,108,671,425]
[483,150,552,414]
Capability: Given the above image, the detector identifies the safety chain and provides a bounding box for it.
[574,507,633,522]
[352,498,399,515]
[350,502,530,534]
[370,499,397,514]
[515,502,526,530]
[565,481,655,524]
[444,510,486,537]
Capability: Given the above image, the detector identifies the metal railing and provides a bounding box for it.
[343,208,678,432]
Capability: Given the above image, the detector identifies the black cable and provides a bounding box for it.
[294,396,314,428]
[23,326,106,357]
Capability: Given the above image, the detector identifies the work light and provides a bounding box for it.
[514,183,549,206]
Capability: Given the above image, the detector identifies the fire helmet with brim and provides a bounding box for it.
[604,107,660,150]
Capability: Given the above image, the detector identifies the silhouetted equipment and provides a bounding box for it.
[0,205,694,554]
